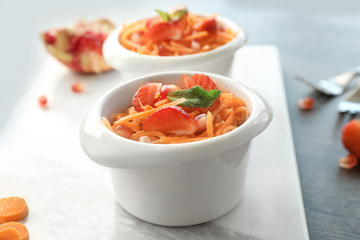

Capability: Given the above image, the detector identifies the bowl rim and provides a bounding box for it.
[101,73,255,145]
[80,71,273,168]
[116,14,247,59]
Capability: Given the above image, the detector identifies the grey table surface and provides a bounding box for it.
[1,0,360,239]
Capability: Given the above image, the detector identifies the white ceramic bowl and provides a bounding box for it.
[79,71,272,226]
[102,14,247,76]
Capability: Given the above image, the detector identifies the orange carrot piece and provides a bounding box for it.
[206,111,214,137]
[161,41,194,54]
[0,228,21,240]
[100,117,114,132]
[171,137,210,144]
[215,110,234,136]
[184,31,209,41]
[130,130,166,141]
[154,98,170,107]
[0,197,28,224]
[223,125,237,134]
[0,222,29,240]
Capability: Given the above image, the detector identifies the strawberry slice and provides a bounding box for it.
[143,22,182,42]
[142,106,198,135]
[132,82,162,112]
[182,74,218,91]
[145,17,162,28]
[159,84,181,100]
[194,18,217,32]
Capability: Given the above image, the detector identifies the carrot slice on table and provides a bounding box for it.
[0,228,21,240]
[0,197,28,224]
[0,222,29,240]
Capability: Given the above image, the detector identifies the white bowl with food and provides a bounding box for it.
[79,71,272,226]
[102,7,247,76]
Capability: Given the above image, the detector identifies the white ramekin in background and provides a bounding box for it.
[102,15,247,76]
[79,71,272,226]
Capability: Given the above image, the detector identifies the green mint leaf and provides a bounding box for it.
[170,9,187,21]
[167,86,221,108]
[155,9,170,22]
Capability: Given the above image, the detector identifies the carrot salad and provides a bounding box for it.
[119,6,237,56]
[102,74,249,144]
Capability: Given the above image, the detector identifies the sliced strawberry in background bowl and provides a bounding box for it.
[193,18,217,32]
[142,21,182,42]
[182,73,218,90]
[41,19,115,74]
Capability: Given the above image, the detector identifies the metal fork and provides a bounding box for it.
[338,84,360,113]
[295,66,360,96]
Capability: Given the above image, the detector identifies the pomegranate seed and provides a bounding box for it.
[130,32,141,44]
[139,136,151,143]
[38,95,48,108]
[191,40,201,51]
[339,154,358,169]
[298,97,314,110]
[114,125,132,138]
[195,114,207,132]
[71,81,85,93]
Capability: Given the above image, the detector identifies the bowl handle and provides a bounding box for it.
[79,101,167,169]
[79,102,135,168]
[245,88,273,140]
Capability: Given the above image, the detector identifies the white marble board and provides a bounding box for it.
[0,45,309,240]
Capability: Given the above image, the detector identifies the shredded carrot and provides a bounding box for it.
[103,78,249,144]
[119,12,237,56]
[206,111,214,137]
[154,136,191,144]
[123,39,142,50]
[215,110,234,136]
[154,98,170,107]
[161,41,194,54]
[142,105,153,111]
[211,101,233,120]
[100,117,114,132]
[0,197,28,224]
[121,121,141,132]
[0,222,29,240]
[223,125,237,134]
[184,31,209,41]
[234,106,247,114]
[171,137,210,144]
[130,130,166,140]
